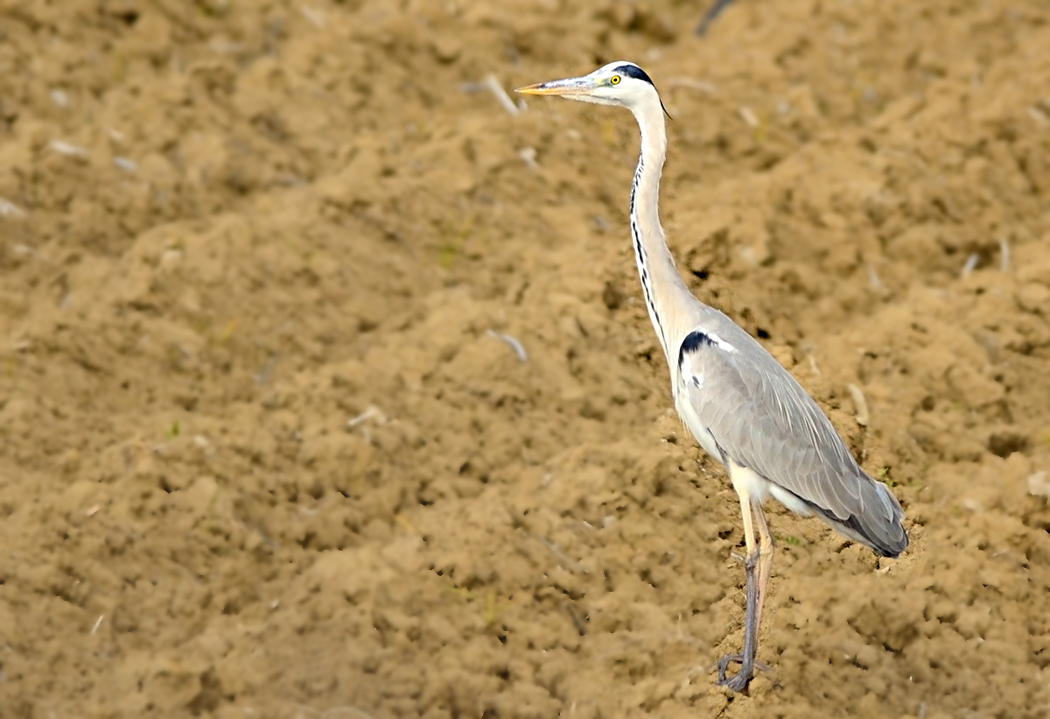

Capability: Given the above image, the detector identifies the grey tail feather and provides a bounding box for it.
[801,477,909,559]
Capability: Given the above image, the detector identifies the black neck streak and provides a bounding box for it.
[629,146,665,349]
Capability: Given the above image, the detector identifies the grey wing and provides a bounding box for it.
[676,329,908,558]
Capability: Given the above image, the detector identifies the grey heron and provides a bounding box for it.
[517,62,908,692]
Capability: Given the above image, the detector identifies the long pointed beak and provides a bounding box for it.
[516,75,597,97]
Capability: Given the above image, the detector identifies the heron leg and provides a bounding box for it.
[752,501,776,637]
[717,498,776,692]
[717,493,762,692]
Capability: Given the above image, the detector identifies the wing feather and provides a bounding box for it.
[675,320,907,557]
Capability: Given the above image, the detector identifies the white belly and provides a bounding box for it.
[673,376,812,517]
[673,382,723,462]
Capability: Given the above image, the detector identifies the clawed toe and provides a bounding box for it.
[715,653,747,690]
[717,652,775,692]
[715,653,773,692]
[715,653,743,680]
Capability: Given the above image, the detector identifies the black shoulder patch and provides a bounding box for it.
[615,64,655,87]
[678,331,713,366]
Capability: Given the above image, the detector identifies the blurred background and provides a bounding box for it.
[1,0,1049,717]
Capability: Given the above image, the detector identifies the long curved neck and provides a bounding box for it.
[629,98,692,364]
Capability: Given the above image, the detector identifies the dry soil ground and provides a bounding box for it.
[2,0,1050,717]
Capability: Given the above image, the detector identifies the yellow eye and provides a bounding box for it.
[610,75,621,85]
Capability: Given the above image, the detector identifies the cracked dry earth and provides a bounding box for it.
[1,0,1050,717]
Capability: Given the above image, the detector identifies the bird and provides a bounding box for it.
[517,62,908,692]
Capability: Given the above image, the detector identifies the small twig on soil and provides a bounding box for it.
[90,615,104,635]
[348,405,387,429]
[526,531,587,574]
[298,5,326,28]
[562,598,588,635]
[349,408,374,427]
[245,521,281,550]
[1027,106,1050,127]
[464,75,521,115]
[0,197,26,217]
[518,146,538,169]
[1028,471,1050,498]
[695,0,736,36]
[49,140,87,157]
[668,615,707,653]
[253,352,279,384]
[1000,238,1010,272]
[961,253,978,279]
[846,383,869,427]
[484,74,520,116]
[867,264,884,293]
[807,354,821,376]
[487,329,527,362]
[210,39,246,54]
[738,106,760,128]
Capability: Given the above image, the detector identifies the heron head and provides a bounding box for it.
[516,61,663,111]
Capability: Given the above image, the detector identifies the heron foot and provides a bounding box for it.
[716,653,751,692]
[715,653,771,692]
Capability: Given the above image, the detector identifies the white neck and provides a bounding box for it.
[628,96,693,366]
